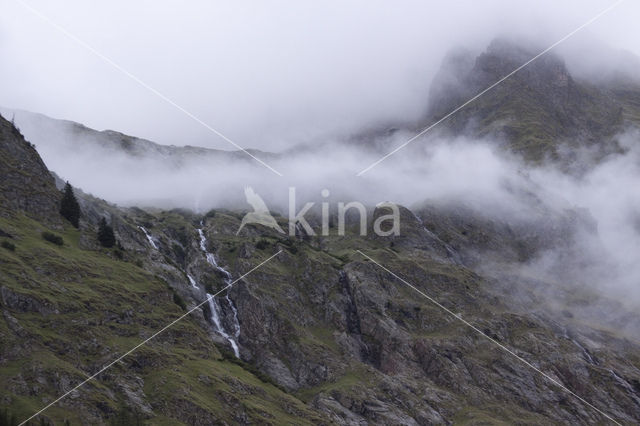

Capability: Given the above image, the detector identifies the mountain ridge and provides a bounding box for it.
[1,108,278,167]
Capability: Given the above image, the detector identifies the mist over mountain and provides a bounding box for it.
[2,23,640,426]
[7,37,640,205]
[424,38,640,165]
[5,38,640,306]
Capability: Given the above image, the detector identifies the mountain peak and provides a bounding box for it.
[425,38,636,164]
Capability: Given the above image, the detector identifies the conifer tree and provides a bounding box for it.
[97,217,116,248]
[59,181,80,228]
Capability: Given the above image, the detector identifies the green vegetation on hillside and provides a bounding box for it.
[97,217,116,248]
[59,182,80,228]
[0,213,325,425]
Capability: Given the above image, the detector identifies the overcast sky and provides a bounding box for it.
[1,0,637,152]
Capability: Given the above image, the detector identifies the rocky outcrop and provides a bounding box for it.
[0,114,61,225]
[425,38,637,164]
[140,207,640,424]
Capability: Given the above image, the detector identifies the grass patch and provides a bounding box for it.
[218,346,289,393]
[255,239,270,250]
[1,240,15,251]
[172,291,187,310]
[41,231,63,246]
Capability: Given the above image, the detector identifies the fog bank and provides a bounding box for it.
[2,0,639,151]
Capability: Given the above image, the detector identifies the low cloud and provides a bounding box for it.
[10,108,640,309]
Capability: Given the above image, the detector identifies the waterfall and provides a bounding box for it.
[187,274,199,289]
[225,294,241,339]
[609,369,640,405]
[198,229,219,267]
[207,295,240,357]
[138,226,158,249]
[571,338,596,365]
[196,226,241,357]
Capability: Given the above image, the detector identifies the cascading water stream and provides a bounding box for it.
[609,369,640,405]
[138,226,158,249]
[187,274,199,289]
[225,294,241,339]
[207,295,239,355]
[196,226,241,357]
[571,338,596,365]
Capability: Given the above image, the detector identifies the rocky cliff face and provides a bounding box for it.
[138,205,640,425]
[0,114,61,226]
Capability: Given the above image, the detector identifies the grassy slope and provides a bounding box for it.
[3,205,640,424]
[0,213,325,425]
